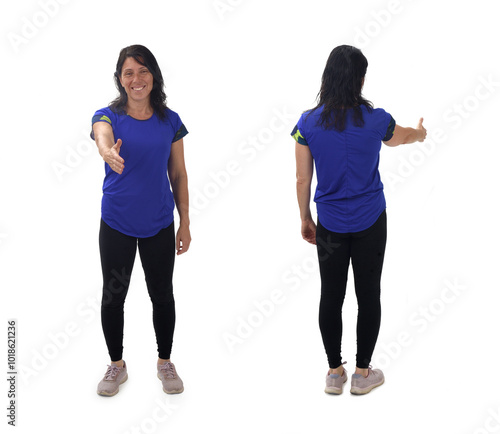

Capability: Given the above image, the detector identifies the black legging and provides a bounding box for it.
[99,219,176,362]
[316,210,387,369]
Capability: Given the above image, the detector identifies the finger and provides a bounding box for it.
[308,236,317,245]
[176,234,181,254]
[114,139,123,156]
[111,149,124,164]
[303,231,316,244]
[111,158,124,171]
[108,159,124,174]
[417,117,424,128]
[177,242,186,255]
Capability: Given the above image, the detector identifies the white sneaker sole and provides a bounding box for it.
[325,376,348,395]
[350,377,384,395]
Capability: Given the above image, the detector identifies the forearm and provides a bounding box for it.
[171,174,190,226]
[296,178,313,222]
[402,127,425,145]
[95,131,114,159]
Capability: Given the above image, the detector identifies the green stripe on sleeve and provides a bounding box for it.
[291,125,308,146]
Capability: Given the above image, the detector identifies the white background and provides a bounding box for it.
[1,0,500,432]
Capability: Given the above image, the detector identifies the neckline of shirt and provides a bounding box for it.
[126,112,155,121]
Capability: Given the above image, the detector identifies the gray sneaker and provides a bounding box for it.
[325,368,348,395]
[97,361,128,396]
[350,365,384,395]
[157,361,184,394]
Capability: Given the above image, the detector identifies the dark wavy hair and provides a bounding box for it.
[307,45,373,132]
[109,44,168,121]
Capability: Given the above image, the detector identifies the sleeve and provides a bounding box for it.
[169,110,188,143]
[382,114,396,141]
[173,123,188,143]
[291,114,309,146]
[90,107,114,141]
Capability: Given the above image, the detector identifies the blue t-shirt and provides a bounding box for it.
[90,107,188,237]
[291,105,395,233]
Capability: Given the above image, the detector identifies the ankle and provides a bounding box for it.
[329,366,344,376]
[112,359,124,368]
[355,367,368,378]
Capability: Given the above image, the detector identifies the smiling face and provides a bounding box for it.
[119,56,154,106]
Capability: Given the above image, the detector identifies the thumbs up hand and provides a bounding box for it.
[416,118,427,142]
[103,138,125,174]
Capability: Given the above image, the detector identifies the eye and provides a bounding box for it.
[140,69,149,74]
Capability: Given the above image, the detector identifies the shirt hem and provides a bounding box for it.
[317,206,386,234]
[101,214,174,238]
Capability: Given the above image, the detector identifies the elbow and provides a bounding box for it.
[296,174,311,187]
[169,171,188,187]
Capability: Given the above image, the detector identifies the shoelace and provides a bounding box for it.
[159,362,176,379]
[104,364,121,381]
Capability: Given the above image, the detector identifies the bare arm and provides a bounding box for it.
[295,142,316,244]
[383,117,427,147]
[92,121,124,174]
[168,138,191,254]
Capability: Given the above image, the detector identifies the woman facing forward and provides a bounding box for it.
[292,45,426,395]
[91,44,191,396]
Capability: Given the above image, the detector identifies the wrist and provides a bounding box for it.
[99,147,109,159]
[179,218,190,228]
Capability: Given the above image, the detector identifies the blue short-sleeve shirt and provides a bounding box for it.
[91,107,188,237]
[291,105,395,233]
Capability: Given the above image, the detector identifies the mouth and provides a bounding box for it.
[132,85,145,92]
